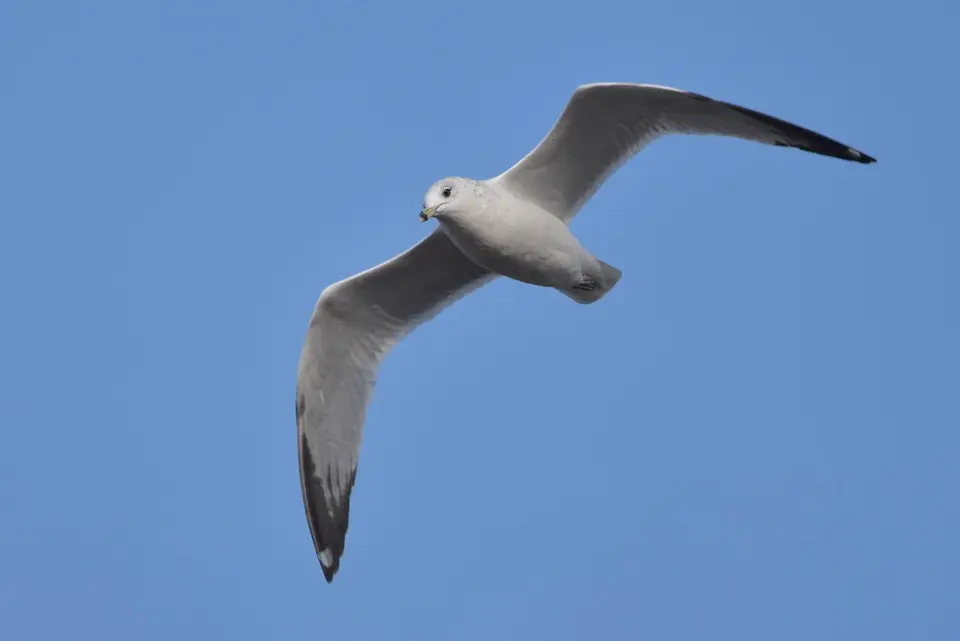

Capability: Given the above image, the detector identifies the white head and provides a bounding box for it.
[419,177,482,223]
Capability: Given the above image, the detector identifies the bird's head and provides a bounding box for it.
[420,177,479,223]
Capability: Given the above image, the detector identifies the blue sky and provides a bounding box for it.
[1,1,956,639]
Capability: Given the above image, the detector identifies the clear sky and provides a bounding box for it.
[1,1,956,639]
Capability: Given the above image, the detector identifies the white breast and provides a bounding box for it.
[437,194,586,288]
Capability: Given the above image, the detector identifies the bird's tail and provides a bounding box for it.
[562,259,622,304]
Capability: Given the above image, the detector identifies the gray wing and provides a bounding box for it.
[492,83,876,220]
[296,229,493,582]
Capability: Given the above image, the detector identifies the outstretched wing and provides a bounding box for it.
[296,229,493,582]
[493,83,876,220]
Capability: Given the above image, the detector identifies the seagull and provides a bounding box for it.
[295,82,875,582]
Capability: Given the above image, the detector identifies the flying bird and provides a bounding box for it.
[295,82,876,582]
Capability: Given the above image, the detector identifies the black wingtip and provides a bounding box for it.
[837,143,877,164]
[714,99,877,166]
[321,561,338,583]
[297,420,353,586]
[827,145,877,164]
[773,139,877,165]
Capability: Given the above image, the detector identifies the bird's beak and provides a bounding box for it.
[419,206,436,222]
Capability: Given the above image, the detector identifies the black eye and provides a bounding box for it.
[441,186,452,198]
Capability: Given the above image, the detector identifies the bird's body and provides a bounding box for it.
[429,179,621,303]
[295,82,876,582]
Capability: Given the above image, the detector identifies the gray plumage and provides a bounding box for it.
[295,82,875,582]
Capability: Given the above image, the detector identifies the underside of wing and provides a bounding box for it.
[494,82,875,219]
[296,229,492,582]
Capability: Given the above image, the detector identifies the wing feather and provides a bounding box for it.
[493,83,876,220]
[296,229,492,582]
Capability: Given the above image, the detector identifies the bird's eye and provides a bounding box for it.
[441,187,452,198]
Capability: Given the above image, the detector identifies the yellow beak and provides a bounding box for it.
[419,206,436,222]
